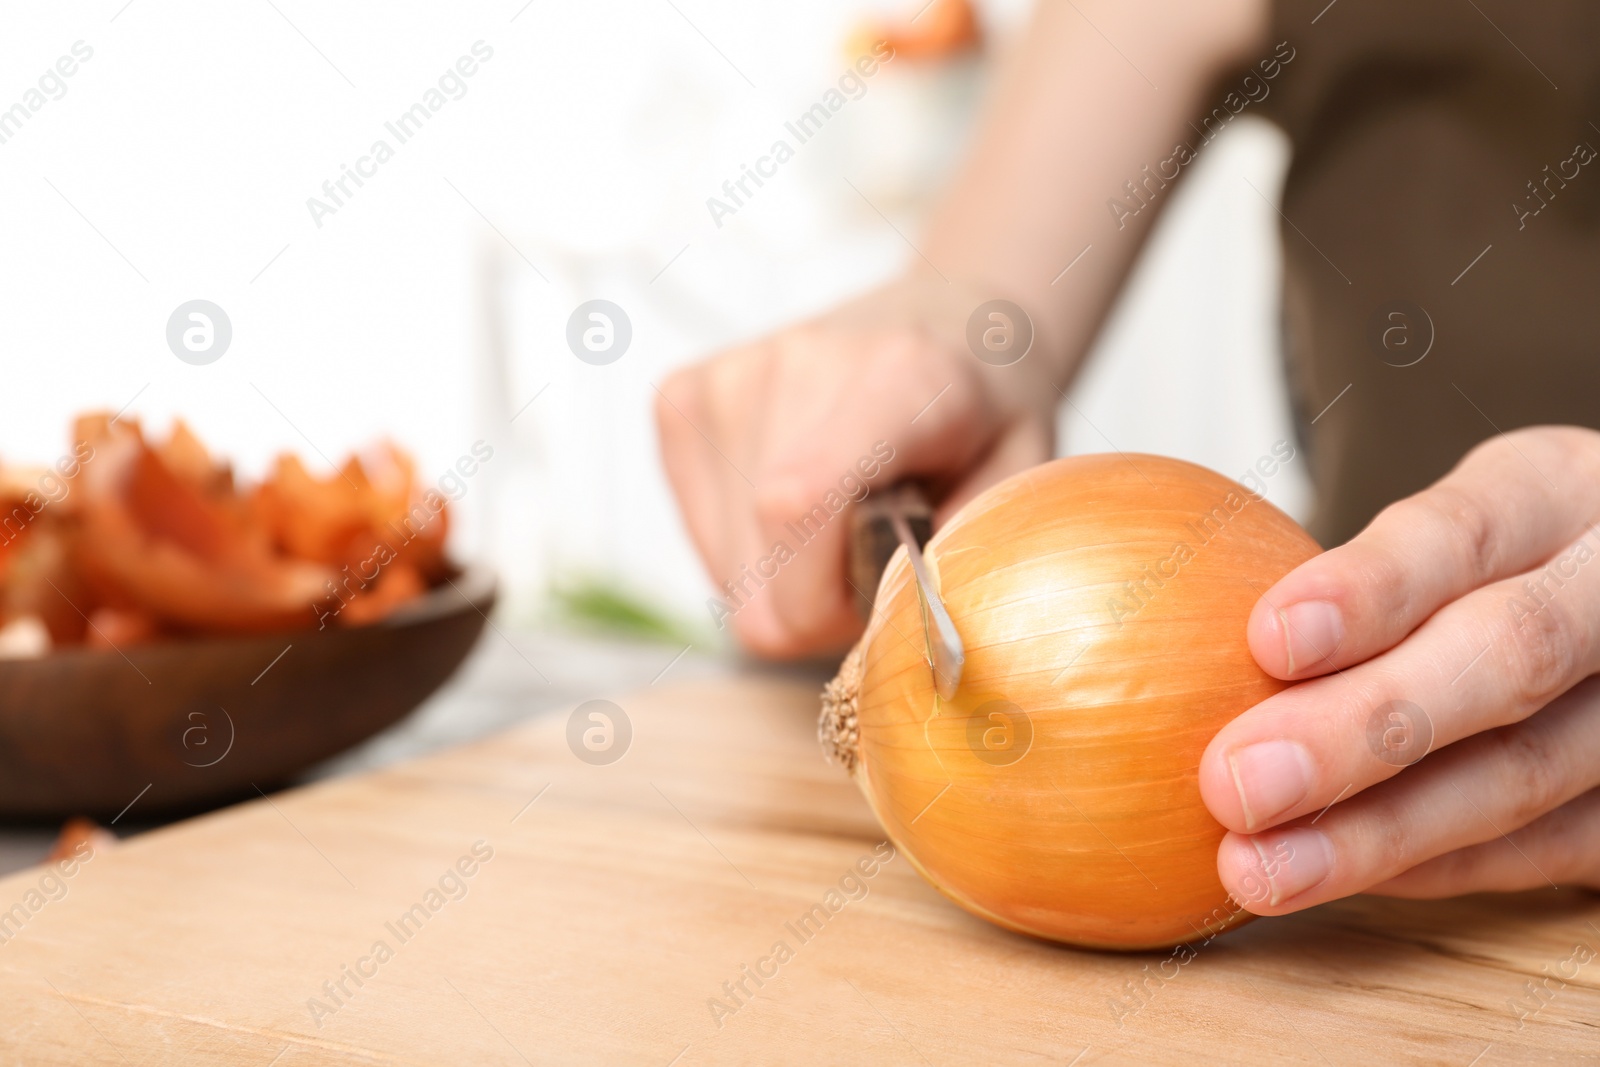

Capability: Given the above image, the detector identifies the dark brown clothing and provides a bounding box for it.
[1252,0,1600,546]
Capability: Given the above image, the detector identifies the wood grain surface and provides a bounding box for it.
[1,674,1597,1065]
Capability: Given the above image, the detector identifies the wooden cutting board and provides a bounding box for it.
[2,674,1597,1065]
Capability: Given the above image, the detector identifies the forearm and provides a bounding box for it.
[921,0,1270,387]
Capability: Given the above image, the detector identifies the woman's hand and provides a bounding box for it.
[656,0,1275,662]
[1201,426,1600,912]
[655,274,1055,659]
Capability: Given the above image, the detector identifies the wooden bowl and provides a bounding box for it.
[0,569,495,819]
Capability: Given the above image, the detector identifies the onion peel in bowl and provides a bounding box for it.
[69,415,332,634]
[0,413,457,648]
[821,454,1319,950]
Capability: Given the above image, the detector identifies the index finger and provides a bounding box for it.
[1249,427,1600,680]
[751,331,989,644]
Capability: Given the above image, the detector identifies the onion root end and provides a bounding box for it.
[819,635,866,773]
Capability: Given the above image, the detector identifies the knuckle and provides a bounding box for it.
[1340,537,1411,620]
[1565,789,1600,887]
[870,330,946,385]
[1358,791,1418,876]
[753,482,809,527]
[732,612,791,659]
[1466,428,1543,470]
[1541,425,1591,470]
[1505,593,1584,709]
[1357,497,1448,621]
[1528,425,1600,468]
[1461,430,1514,468]
[1466,426,1600,490]
[1488,722,1568,828]
[1423,485,1503,587]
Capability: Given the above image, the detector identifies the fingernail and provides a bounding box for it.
[1227,740,1315,831]
[1279,600,1343,675]
[1248,829,1334,906]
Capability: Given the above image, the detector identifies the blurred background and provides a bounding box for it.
[1,0,1309,647]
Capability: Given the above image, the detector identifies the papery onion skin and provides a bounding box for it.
[831,454,1320,950]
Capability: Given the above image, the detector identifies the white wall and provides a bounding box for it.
[0,1,1304,634]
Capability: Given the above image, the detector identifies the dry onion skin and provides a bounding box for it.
[821,454,1320,950]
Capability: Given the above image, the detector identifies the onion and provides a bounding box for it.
[820,454,1319,949]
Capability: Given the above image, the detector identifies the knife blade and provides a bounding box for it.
[847,482,965,700]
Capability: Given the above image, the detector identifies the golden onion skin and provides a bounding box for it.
[849,454,1320,950]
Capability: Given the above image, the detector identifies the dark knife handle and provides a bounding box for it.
[848,482,934,620]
